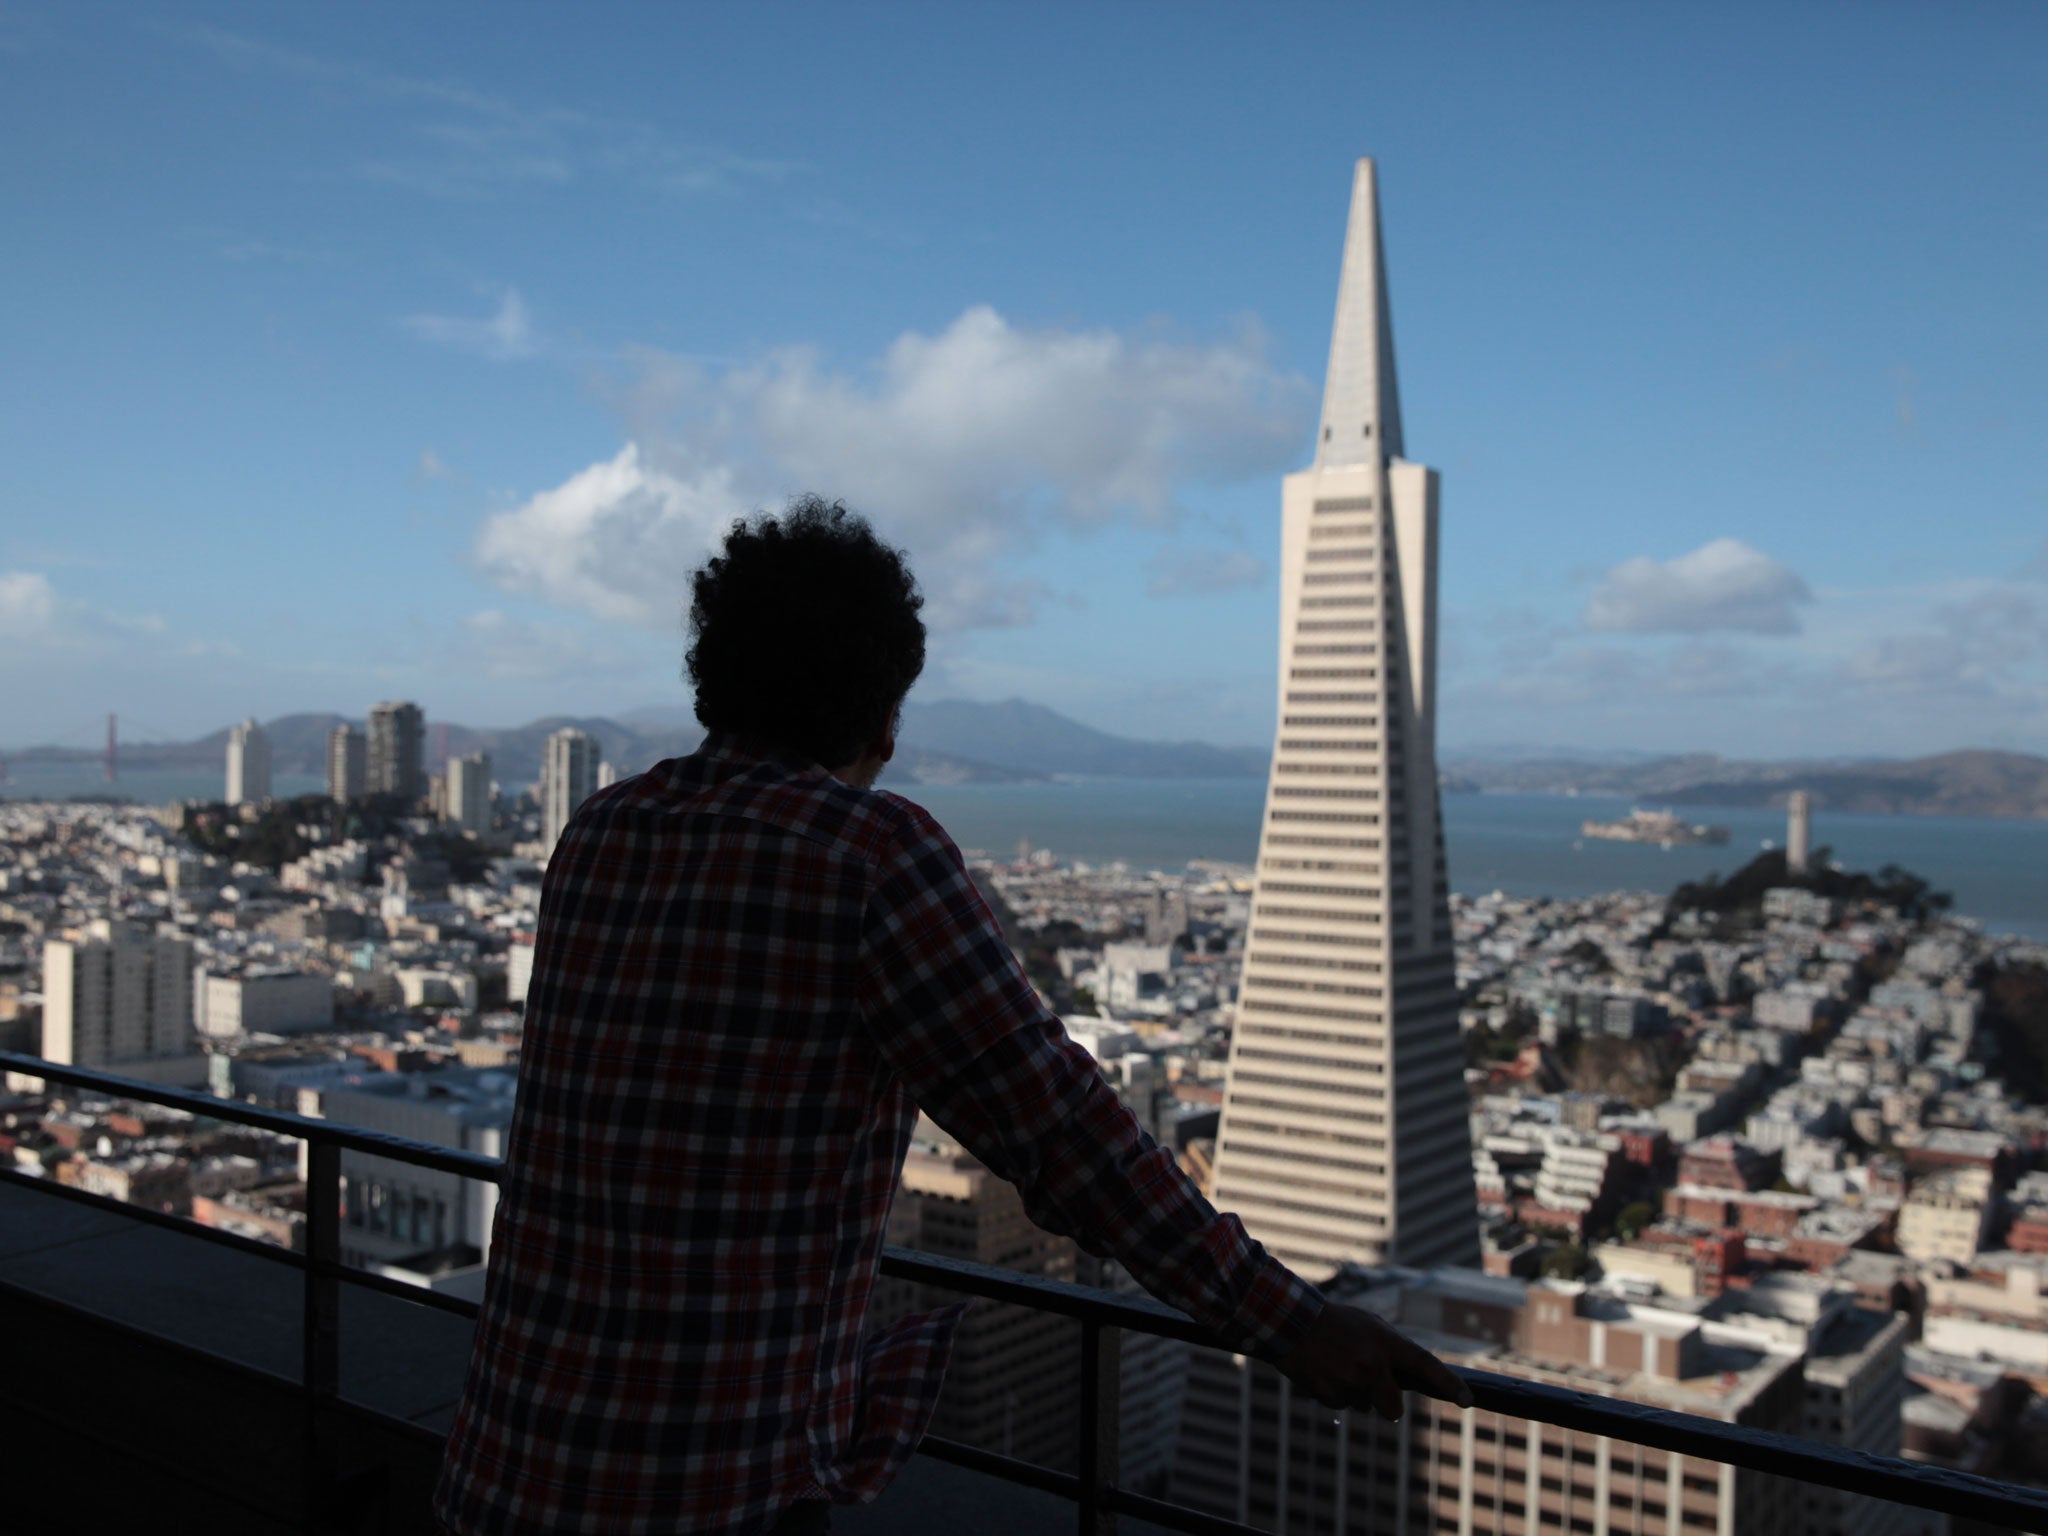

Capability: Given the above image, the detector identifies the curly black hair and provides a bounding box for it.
[685,496,926,769]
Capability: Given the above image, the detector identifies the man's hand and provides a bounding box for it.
[1274,1300,1474,1421]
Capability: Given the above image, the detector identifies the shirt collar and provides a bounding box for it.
[697,730,824,776]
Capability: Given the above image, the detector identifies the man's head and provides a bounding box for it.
[686,496,925,782]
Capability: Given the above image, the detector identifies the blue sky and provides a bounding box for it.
[2,2,2044,758]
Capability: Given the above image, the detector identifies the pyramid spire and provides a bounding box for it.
[1314,157,1403,467]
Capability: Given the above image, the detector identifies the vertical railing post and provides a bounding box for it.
[1078,1319,1121,1535]
[303,1136,342,1534]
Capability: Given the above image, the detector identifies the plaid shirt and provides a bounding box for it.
[435,734,1324,1535]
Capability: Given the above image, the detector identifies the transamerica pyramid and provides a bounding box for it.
[1209,159,1479,1274]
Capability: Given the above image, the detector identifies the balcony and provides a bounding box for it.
[4,1050,2046,1536]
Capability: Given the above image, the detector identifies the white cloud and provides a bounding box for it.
[476,306,1308,633]
[416,449,460,482]
[1146,546,1266,597]
[1584,538,1812,635]
[0,571,58,639]
[404,287,535,360]
[1837,582,2048,698]
[0,570,167,661]
[474,445,737,627]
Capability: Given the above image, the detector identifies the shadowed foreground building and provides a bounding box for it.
[874,1116,1081,1475]
[1208,156,1477,1277]
[1171,1265,1918,1536]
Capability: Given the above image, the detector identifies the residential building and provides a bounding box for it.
[1676,1136,1778,1194]
[1210,157,1478,1276]
[195,967,334,1039]
[446,751,492,835]
[541,728,601,849]
[506,937,535,1005]
[1896,1169,1995,1266]
[225,717,271,805]
[367,701,425,801]
[40,919,203,1086]
[327,724,366,804]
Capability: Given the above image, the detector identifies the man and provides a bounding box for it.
[436,497,1470,1536]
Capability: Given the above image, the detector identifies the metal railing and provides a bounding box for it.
[3,1050,2046,1535]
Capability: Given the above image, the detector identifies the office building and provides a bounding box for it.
[541,728,601,849]
[1175,1265,1808,1536]
[1208,158,1478,1274]
[328,724,366,804]
[225,717,271,806]
[367,701,426,801]
[40,919,203,1086]
[194,967,335,1040]
[1787,790,1813,876]
[446,751,493,835]
[315,1066,514,1279]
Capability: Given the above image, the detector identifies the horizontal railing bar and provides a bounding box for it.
[879,1245,1216,1343]
[915,1432,1083,1502]
[310,1255,486,1322]
[0,1051,504,1182]
[884,1256,2048,1531]
[0,1162,311,1271]
[0,1164,484,1321]
[1456,1366,2048,1533]
[1104,1483,1271,1536]
[10,1051,2048,1532]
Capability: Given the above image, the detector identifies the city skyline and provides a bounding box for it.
[2,6,2045,759]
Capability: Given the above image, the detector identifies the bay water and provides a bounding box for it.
[7,763,2042,941]
[900,779,2048,943]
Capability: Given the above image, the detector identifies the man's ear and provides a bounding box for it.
[876,732,895,766]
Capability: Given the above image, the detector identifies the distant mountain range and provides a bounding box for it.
[11,705,2046,819]
[1440,750,2048,821]
[7,699,1263,789]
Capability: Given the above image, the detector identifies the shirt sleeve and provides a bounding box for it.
[855,804,1324,1363]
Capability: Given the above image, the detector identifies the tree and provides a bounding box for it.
[1614,1201,1654,1241]
[1664,846,1953,932]
[1540,1242,1587,1280]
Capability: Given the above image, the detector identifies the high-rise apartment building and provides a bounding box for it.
[1208,158,1478,1275]
[41,919,202,1085]
[540,728,600,849]
[367,701,426,801]
[446,751,493,835]
[328,724,366,804]
[225,717,271,805]
[1786,790,1812,876]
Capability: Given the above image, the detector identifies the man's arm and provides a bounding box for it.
[857,809,1470,1413]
